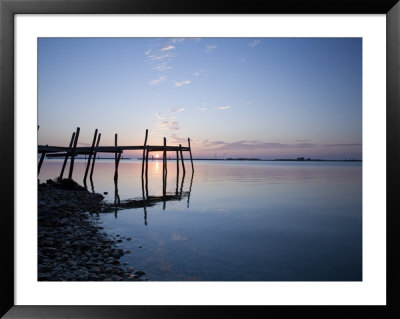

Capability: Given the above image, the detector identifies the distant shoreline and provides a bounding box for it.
[138,157,361,162]
[136,158,362,162]
[192,158,362,162]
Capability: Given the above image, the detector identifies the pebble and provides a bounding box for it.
[38,179,145,281]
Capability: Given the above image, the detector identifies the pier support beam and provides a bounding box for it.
[89,133,101,179]
[163,137,167,196]
[176,150,179,175]
[38,153,45,175]
[141,129,148,178]
[179,144,186,175]
[114,133,122,181]
[145,149,149,198]
[83,129,98,186]
[68,127,80,180]
[188,137,194,173]
[163,137,167,176]
[60,132,75,180]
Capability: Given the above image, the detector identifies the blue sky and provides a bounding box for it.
[38,37,362,159]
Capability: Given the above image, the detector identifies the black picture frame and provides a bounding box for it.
[1,0,399,318]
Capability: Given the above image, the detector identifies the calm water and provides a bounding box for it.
[39,159,362,281]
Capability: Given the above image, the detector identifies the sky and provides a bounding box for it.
[38,37,362,160]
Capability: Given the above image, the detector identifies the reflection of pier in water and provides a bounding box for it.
[38,126,195,225]
[91,169,194,225]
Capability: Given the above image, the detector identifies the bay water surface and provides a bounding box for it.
[39,159,362,281]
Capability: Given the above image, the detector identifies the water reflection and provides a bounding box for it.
[97,162,194,224]
[38,160,362,281]
[187,173,194,208]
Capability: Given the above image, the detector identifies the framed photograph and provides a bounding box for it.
[1,0,399,318]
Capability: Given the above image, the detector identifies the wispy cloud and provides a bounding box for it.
[145,39,179,74]
[152,62,172,72]
[170,134,188,144]
[149,76,166,86]
[154,121,180,131]
[194,70,204,76]
[155,112,166,120]
[174,80,191,87]
[148,53,173,61]
[169,107,184,113]
[199,139,318,151]
[218,105,231,110]
[161,45,175,51]
[205,45,217,53]
[249,40,261,47]
[197,107,207,111]
[155,112,175,120]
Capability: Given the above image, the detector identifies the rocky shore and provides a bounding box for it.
[38,179,146,281]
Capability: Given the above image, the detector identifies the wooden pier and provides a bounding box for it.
[38,127,195,187]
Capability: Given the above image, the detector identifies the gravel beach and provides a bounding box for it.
[38,179,146,281]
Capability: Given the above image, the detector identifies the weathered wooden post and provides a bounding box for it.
[141,129,148,178]
[163,137,167,176]
[116,152,122,174]
[145,149,149,177]
[163,137,167,197]
[89,133,101,179]
[114,133,118,168]
[38,152,46,175]
[176,150,179,175]
[68,127,80,180]
[141,171,146,199]
[175,161,179,196]
[188,137,194,173]
[83,129,98,186]
[59,132,75,179]
[145,149,149,198]
[114,176,120,206]
[179,144,186,175]
[114,133,122,181]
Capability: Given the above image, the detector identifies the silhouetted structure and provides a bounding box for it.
[38,127,195,225]
[38,127,194,185]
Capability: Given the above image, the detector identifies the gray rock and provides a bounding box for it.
[89,267,100,273]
